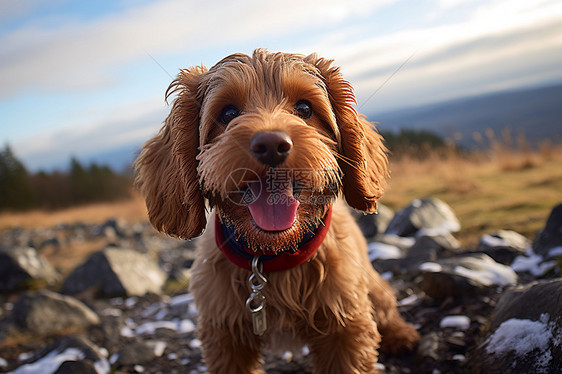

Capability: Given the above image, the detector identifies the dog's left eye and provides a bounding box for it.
[220,105,240,124]
[295,100,313,119]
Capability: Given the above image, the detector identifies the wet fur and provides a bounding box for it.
[135,49,419,373]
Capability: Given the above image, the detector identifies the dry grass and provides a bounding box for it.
[382,141,562,246]
[0,192,148,230]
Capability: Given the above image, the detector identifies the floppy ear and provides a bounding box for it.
[135,67,207,239]
[308,55,389,213]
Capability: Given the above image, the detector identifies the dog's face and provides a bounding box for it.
[135,50,388,251]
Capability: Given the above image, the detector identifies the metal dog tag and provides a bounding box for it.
[251,304,267,336]
[246,256,268,336]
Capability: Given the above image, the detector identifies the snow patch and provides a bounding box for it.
[9,348,109,374]
[120,326,135,338]
[548,246,562,257]
[480,234,511,248]
[122,317,195,336]
[419,262,442,272]
[380,271,393,281]
[453,257,517,286]
[178,319,196,333]
[125,296,138,308]
[189,339,202,349]
[511,249,557,277]
[368,242,403,261]
[417,221,460,237]
[170,293,194,307]
[440,315,470,330]
[484,313,561,373]
[398,294,420,307]
[17,353,33,362]
[135,320,181,335]
[374,362,386,370]
[281,351,293,362]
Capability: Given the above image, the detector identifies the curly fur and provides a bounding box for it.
[135,49,419,373]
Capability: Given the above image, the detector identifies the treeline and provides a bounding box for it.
[0,146,132,211]
[379,129,453,158]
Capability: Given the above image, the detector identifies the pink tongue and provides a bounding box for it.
[248,180,299,231]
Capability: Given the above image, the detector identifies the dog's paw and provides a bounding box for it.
[380,322,420,356]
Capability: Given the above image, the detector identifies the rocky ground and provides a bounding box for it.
[0,198,561,374]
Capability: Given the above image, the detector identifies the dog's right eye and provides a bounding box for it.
[220,105,240,124]
[295,100,313,120]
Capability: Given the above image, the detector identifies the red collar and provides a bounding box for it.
[215,207,332,272]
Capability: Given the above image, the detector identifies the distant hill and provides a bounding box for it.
[372,84,562,148]
[83,144,140,173]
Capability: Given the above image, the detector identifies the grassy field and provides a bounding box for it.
[0,194,148,229]
[1,143,560,248]
[382,142,562,246]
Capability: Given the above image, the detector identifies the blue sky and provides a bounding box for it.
[1,0,561,171]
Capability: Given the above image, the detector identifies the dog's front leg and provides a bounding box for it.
[305,313,381,374]
[198,316,265,374]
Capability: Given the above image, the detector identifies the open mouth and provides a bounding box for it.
[244,177,303,232]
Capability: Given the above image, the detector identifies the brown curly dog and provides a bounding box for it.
[135,49,419,374]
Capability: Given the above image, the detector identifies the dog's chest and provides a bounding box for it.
[265,331,305,358]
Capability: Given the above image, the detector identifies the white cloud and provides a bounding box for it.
[3,0,560,103]
[0,0,395,97]
[317,0,562,111]
[436,0,475,9]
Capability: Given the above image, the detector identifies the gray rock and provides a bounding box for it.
[11,289,100,336]
[479,229,530,251]
[533,203,562,256]
[384,198,460,237]
[469,279,562,374]
[420,254,518,299]
[355,203,394,239]
[113,339,156,367]
[475,230,530,264]
[370,233,460,274]
[410,233,460,256]
[55,360,98,374]
[61,247,166,297]
[11,336,109,374]
[416,332,442,362]
[374,233,416,250]
[489,278,562,331]
[0,247,59,292]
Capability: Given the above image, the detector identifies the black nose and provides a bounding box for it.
[250,131,293,167]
